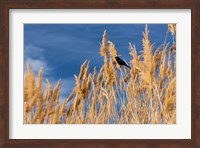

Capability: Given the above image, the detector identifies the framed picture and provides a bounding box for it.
[0,0,199,147]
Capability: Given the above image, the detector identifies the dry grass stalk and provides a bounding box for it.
[168,24,176,35]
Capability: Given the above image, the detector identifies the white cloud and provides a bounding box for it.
[24,44,76,102]
[24,44,53,75]
[24,45,44,58]
[25,58,47,74]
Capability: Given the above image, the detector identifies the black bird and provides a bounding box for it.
[115,56,131,69]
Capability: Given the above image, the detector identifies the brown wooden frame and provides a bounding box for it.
[0,0,199,147]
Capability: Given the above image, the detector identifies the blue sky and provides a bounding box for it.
[24,24,171,101]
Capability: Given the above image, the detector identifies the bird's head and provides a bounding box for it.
[115,55,121,59]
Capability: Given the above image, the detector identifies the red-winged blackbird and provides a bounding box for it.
[115,56,131,69]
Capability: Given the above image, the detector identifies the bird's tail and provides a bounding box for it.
[126,65,131,69]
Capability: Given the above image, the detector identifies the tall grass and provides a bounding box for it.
[24,24,176,124]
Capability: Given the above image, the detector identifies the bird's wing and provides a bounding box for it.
[118,59,122,62]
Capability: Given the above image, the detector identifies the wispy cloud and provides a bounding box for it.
[24,44,53,75]
[25,58,47,74]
